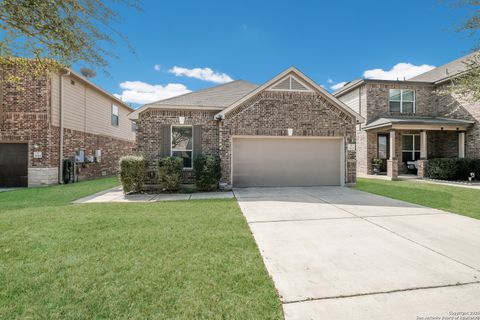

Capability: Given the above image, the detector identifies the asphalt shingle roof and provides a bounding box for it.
[410,51,478,83]
[145,80,258,108]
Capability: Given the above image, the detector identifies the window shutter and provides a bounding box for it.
[161,124,171,158]
[193,125,202,158]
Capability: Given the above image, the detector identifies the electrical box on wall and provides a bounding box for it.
[95,149,102,162]
[75,150,85,163]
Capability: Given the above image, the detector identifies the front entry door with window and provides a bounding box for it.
[377,134,389,172]
[402,134,420,163]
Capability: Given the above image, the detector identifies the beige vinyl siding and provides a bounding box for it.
[50,73,135,141]
[338,88,360,114]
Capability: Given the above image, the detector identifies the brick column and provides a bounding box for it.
[420,131,427,159]
[387,130,398,180]
[417,159,428,178]
[387,159,398,180]
[458,132,465,158]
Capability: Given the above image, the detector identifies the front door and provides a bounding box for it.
[377,134,389,172]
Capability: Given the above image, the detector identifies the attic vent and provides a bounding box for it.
[274,77,291,90]
[269,75,311,92]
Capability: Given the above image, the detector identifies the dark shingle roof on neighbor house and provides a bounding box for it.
[410,51,478,83]
[128,80,258,119]
[334,51,479,97]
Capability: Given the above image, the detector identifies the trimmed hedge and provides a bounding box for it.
[118,156,147,193]
[194,155,222,191]
[158,157,183,191]
[426,158,480,180]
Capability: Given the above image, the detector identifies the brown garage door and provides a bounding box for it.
[0,143,28,187]
[232,137,342,187]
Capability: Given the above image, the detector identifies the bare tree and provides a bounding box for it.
[0,0,142,74]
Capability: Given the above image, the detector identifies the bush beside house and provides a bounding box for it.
[119,156,147,193]
[426,158,480,181]
[158,157,184,191]
[194,155,221,191]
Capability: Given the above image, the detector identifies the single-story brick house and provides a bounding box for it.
[130,67,364,188]
[0,61,136,187]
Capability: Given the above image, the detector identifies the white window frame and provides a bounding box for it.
[111,104,119,126]
[389,89,416,113]
[171,125,193,169]
[402,134,420,161]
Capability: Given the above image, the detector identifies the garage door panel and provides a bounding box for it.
[0,143,28,187]
[233,138,341,187]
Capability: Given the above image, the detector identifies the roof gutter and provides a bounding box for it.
[58,69,70,184]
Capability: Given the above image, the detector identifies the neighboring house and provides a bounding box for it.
[130,67,363,188]
[0,62,136,187]
[334,52,479,179]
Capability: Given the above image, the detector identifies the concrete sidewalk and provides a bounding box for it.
[235,186,480,320]
[74,186,234,203]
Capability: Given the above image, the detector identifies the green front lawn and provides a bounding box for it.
[0,179,282,319]
[355,178,480,220]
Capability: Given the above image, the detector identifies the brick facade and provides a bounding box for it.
[0,62,135,186]
[348,81,478,176]
[435,83,480,159]
[364,82,435,123]
[60,127,135,180]
[136,109,219,184]
[136,90,357,187]
[220,91,357,186]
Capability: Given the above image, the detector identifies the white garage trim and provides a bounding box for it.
[231,136,345,187]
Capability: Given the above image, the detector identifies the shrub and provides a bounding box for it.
[194,155,222,191]
[426,158,480,180]
[158,157,183,191]
[118,156,147,193]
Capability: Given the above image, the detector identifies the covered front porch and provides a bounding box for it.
[363,117,474,180]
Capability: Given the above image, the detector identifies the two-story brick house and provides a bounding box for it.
[334,52,478,179]
[0,60,135,187]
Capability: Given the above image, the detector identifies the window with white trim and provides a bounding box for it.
[111,105,119,126]
[389,89,415,113]
[402,134,420,162]
[171,125,193,168]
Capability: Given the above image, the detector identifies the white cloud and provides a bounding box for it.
[363,62,435,80]
[114,81,191,105]
[154,64,161,71]
[327,78,334,84]
[168,66,233,84]
[330,82,347,90]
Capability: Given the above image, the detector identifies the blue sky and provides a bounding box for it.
[78,0,477,107]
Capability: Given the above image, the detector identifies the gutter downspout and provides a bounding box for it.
[58,70,70,184]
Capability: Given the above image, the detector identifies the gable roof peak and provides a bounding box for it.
[215,66,364,122]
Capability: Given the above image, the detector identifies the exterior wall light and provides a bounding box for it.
[179,116,185,124]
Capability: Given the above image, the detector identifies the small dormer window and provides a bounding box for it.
[389,89,415,113]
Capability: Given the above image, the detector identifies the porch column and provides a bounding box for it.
[389,130,395,160]
[420,131,427,159]
[387,130,398,180]
[417,131,428,178]
[458,132,465,158]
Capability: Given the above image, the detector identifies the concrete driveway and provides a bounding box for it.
[234,187,480,320]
